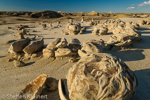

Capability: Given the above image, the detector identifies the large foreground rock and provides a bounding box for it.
[59,53,138,100]
[16,74,47,100]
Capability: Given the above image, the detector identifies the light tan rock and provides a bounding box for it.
[8,38,30,54]
[45,77,58,91]
[13,60,25,67]
[81,39,105,54]
[16,74,47,100]
[23,38,44,54]
[55,48,76,57]
[66,23,81,35]
[46,38,61,50]
[42,48,55,58]
[56,38,68,48]
[59,53,138,100]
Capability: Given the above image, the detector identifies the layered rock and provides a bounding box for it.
[8,38,30,54]
[23,38,44,54]
[59,53,138,100]
[66,23,81,35]
[78,39,105,57]
[16,74,47,100]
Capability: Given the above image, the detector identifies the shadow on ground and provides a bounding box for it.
[130,68,150,100]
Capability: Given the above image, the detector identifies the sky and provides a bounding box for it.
[0,0,150,13]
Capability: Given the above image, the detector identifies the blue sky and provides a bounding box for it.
[0,0,150,13]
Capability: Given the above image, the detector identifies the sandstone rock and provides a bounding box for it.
[13,60,25,67]
[107,33,132,48]
[23,38,44,54]
[8,38,30,54]
[16,74,47,100]
[45,77,58,91]
[59,53,138,100]
[56,38,68,48]
[55,48,76,57]
[46,38,61,50]
[66,23,81,35]
[78,50,88,57]
[43,48,55,58]
[81,39,105,54]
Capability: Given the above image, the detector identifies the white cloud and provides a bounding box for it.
[138,0,150,6]
[126,7,135,10]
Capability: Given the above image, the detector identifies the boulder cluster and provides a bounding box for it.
[43,38,81,58]
[17,53,138,100]
[62,19,86,35]
[8,37,44,67]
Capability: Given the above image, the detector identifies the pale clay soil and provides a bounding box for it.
[0,17,150,100]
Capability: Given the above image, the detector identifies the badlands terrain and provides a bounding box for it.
[0,11,150,100]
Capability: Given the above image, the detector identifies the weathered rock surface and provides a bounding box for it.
[66,23,81,35]
[8,38,30,54]
[55,48,76,57]
[59,53,138,100]
[46,38,61,50]
[16,74,47,100]
[82,39,105,54]
[23,38,44,54]
[43,48,55,58]
[56,38,68,48]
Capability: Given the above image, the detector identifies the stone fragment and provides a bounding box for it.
[16,74,47,100]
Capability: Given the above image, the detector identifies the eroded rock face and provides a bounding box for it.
[56,38,68,48]
[64,53,138,100]
[107,33,132,48]
[55,48,76,57]
[8,38,30,54]
[46,38,61,50]
[82,39,105,54]
[43,48,55,58]
[66,23,81,35]
[23,38,44,54]
[16,74,47,100]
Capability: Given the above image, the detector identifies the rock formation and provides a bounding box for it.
[16,74,47,100]
[23,38,44,54]
[8,38,30,54]
[78,39,105,57]
[66,23,81,35]
[59,53,138,100]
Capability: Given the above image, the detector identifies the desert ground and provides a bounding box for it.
[0,14,150,100]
